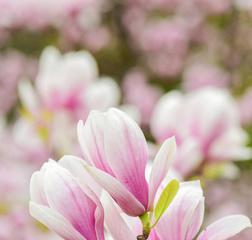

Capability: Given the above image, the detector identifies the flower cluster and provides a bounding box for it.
[30,109,251,239]
[0,1,252,239]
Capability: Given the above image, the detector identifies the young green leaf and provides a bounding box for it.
[153,179,179,227]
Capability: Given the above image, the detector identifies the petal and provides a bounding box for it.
[58,158,105,240]
[155,181,204,240]
[209,128,252,161]
[30,160,56,206]
[30,202,85,240]
[148,137,177,209]
[77,116,115,175]
[150,91,183,142]
[18,80,40,115]
[101,192,135,240]
[44,164,98,239]
[104,108,149,208]
[183,88,238,142]
[58,155,102,196]
[197,215,251,240]
[85,77,120,111]
[38,46,61,71]
[185,199,204,240]
[174,138,202,177]
[30,171,48,206]
[86,165,145,216]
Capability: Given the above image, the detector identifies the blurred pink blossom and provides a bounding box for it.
[123,70,162,125]
[151,87,251,177]
[0,0,110,50]
[123,13,190,77]
[17,46,120,157]
[183,62,230,91]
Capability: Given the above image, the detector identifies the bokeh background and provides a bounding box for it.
[0,0,252,239]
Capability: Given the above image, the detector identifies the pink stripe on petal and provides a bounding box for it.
[59,155,102,196]
[77,117,114,176]
[155,181,204,240]
[104,109,149,209]
[44,166,97,239]
[86,165,146,216]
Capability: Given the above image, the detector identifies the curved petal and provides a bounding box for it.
[150,91,183,143]
[44,164,97,239]
[86,165,145,216]
[174,138,202,177]
[101,192,136,240]
[77,116,114,175]
[197,215,251,240]
[148,137,176,209]
[18,80,41,115]
[104,108,149,208]
[85,77,120,111]
[155,181,204,240]
[29,202,85,240]
[30,171,48,206]
[58,155,102,196]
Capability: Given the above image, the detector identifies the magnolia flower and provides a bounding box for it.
[22,46,120,117]
[17,46,120,157]
[29,160,104,240]
[78,108,177,216]
[151,87,251,177]
[104,181,251,240]
[153,181,251,240]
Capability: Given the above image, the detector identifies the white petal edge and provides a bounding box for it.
[197,215,251,240]
[148,137,176,209]
[30,202,85,240]
[101,192,135,240]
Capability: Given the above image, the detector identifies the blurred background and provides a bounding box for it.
[0,0,252,239]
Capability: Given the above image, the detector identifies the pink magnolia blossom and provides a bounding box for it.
[19,46,120,119]
[104,181,251,240]
[151,87,251,177]
[29,159,104,240]
[154,181,251,240]
[17,46,120,157]
[33,46,120,118]
[123,13,190,77]
[78,108,177,216]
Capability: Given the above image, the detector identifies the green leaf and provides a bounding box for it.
[153,179,179,226]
